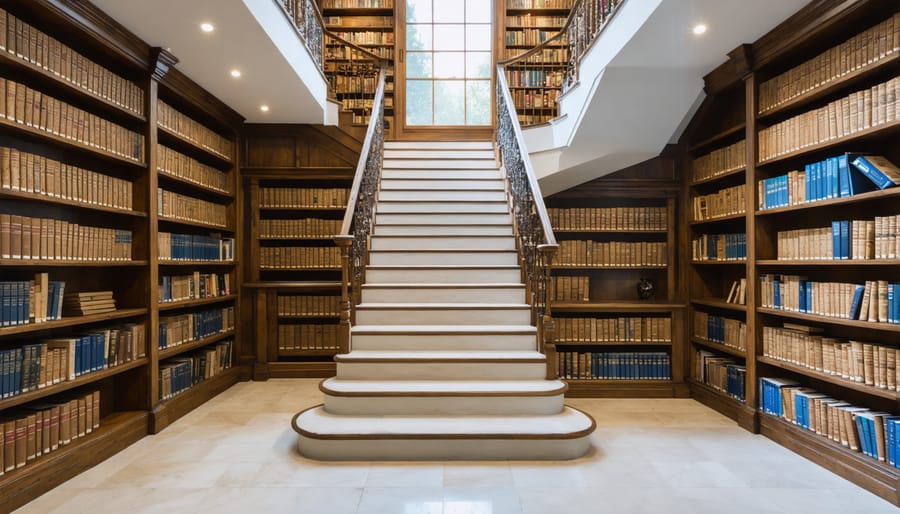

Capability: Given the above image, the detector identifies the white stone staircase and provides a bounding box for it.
[292,140,595,460]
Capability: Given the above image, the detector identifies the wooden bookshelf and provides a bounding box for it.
[151,365,240,433]
[680,0,900,503]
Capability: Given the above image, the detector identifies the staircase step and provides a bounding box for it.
[368,249,518,265]
[320,378,566,415]
[294,406,594,460]
[334,350,546,380]
[378,189,507,201]
[380,179,504,190]
[383,159,497,170]
[355,303,531,325]
[351,324,536,351]
[376,201,509,214]
[375,212,511,225]
[365,265,521,284]
[360,283,525,303]
[382,170,500,180]
[369,235,516,251]
[383,150,496,160]
[374,224,513,236]
[384,141,493,151]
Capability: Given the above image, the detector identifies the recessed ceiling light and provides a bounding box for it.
[260,105,270,112]
[200,22,214,33]
[230,69,241,78]
[693,24,707,35]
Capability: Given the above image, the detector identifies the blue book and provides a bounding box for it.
[805,280,813,313]
[849,284,865,319]
[804,163,813,202]
[885,417,900,467]
[829,157,840,199]
[852,155,900,189]
[894,283,900,325]
[799,281,807,313]
[774,276,782,309]
[831,221,841,259]
[840,220,849,260]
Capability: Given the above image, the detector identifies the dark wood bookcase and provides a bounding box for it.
[545,154,687,398]
[681,0,900,503]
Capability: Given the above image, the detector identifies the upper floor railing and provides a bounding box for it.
[500,0,623,126]
[278,0,324,69]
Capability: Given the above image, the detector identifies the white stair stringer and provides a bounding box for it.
[293,140,596,460]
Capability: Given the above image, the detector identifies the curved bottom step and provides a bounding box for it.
[292,405,595,460]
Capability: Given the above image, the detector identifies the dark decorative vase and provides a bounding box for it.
[636,278,655,300]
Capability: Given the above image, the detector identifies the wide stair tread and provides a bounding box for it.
[351,324,535,334]
[384,141,493,150]
[321,378,567,396]
[334,350,545,362]
[356,302,530,310]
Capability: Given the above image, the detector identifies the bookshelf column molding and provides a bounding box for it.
[742,70,760,432]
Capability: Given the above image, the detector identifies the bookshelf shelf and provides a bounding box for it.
[553,302,685,313]
[691,298,747,312]
[553,265,668,270]
[754,187,900,215]
[0,308,147,337]
[688,123,747,154]
[554,228,667,234]
[150,366,240,433]
[0,259,148,267]
[158,329,236,360]
[157,215,231,232]
[258,206,347,212]
[690,260,747,265]
[756,355,898,401]
[689,212,748,225]
[243,281,341,290]
[757,118,900,167]
[556,340,673,347]
[0,410,148,514]
[260,266,342,271]
[756,307,900,333]
[757,52,900,121]
[691,337,747,359]
[320,7,393,16]
[157,170,234,199]
[157,126,232,167]
[0,51,146,125]
[158,260,235,267]
[0,189,147,218]
[0,357,148,412]
[689,167,746,187]
[0,117,146,168]
[158,294,237,312]
[756,259,900,267]
[260,236,334,241]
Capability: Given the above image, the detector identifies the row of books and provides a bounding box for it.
[758,154,900,210]
[553,316,672,343]
[158,306,234,351]
[692,139,745,183]
[724,278,748,305]
[759,377,897,467]
[506,69,564,88]
[0,214,132,261]
[277,295,340,317]
[762,324,896,390]
[157,100,232,162]
[341,98,374,111]
[758,76,899,162]
[548,206,667,232]
[321,0,393,8]
[330,31,393,45]
[325,44,392,61]
[0,146,133,210]
[259,187,350,209]
[0,275,63,327]
[332,74,379,94]
[760,275,900,323]
[0,391,99,474]
[551,276,589,303]
[557,351,671,380]
[696,351,747,401]
[510,89,560,110]
[506,48,570,62]
[0,8,143,115]
[259,218,342,239]
[505,29,563,46]
[278,323,340,351]
[508,0,574,8]
[517,113,554,125]
[556,240,667,267]
[157,232,235,262]
[0,78,144,162]
[158,273,231,304]
[692,183,746,221]
[157,188,227,228]
[506,15,567,27]
[758,14,899,115]
[260,247,342,270]
[63,290,115,317]
[691,233,747,261]
[157,145,230,195]
[322,16,392,26]
[693,312,747,352]
[775,219,885,260]
[158,340,233,401]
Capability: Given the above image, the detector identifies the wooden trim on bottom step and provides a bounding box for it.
[319,379,568,397]
[269,361,336,378]
[291,404,597,440]
[760,414,900,506]
[0,411,148,514]
[150,367,242,433]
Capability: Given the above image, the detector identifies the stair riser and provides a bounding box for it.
[384,141,493,151]
[365,268,522,283]
[378,190,507,201]
[376,202,509,213]
[369,236,516,251]
[355,308,531,325]
[375,213,511,225]
[360,287,526,304]
[381,179,504,190]
[336,361,546,380]
[374,225,513,236]
[382,170,500,180]
[323,395,564,415]
[368,251,518,265]
[383,159,496,169]
[383,150,496,160]
[297,436,591,461]
[350,333,536,351]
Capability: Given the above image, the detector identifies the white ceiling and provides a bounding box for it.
[91,0,327,123]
